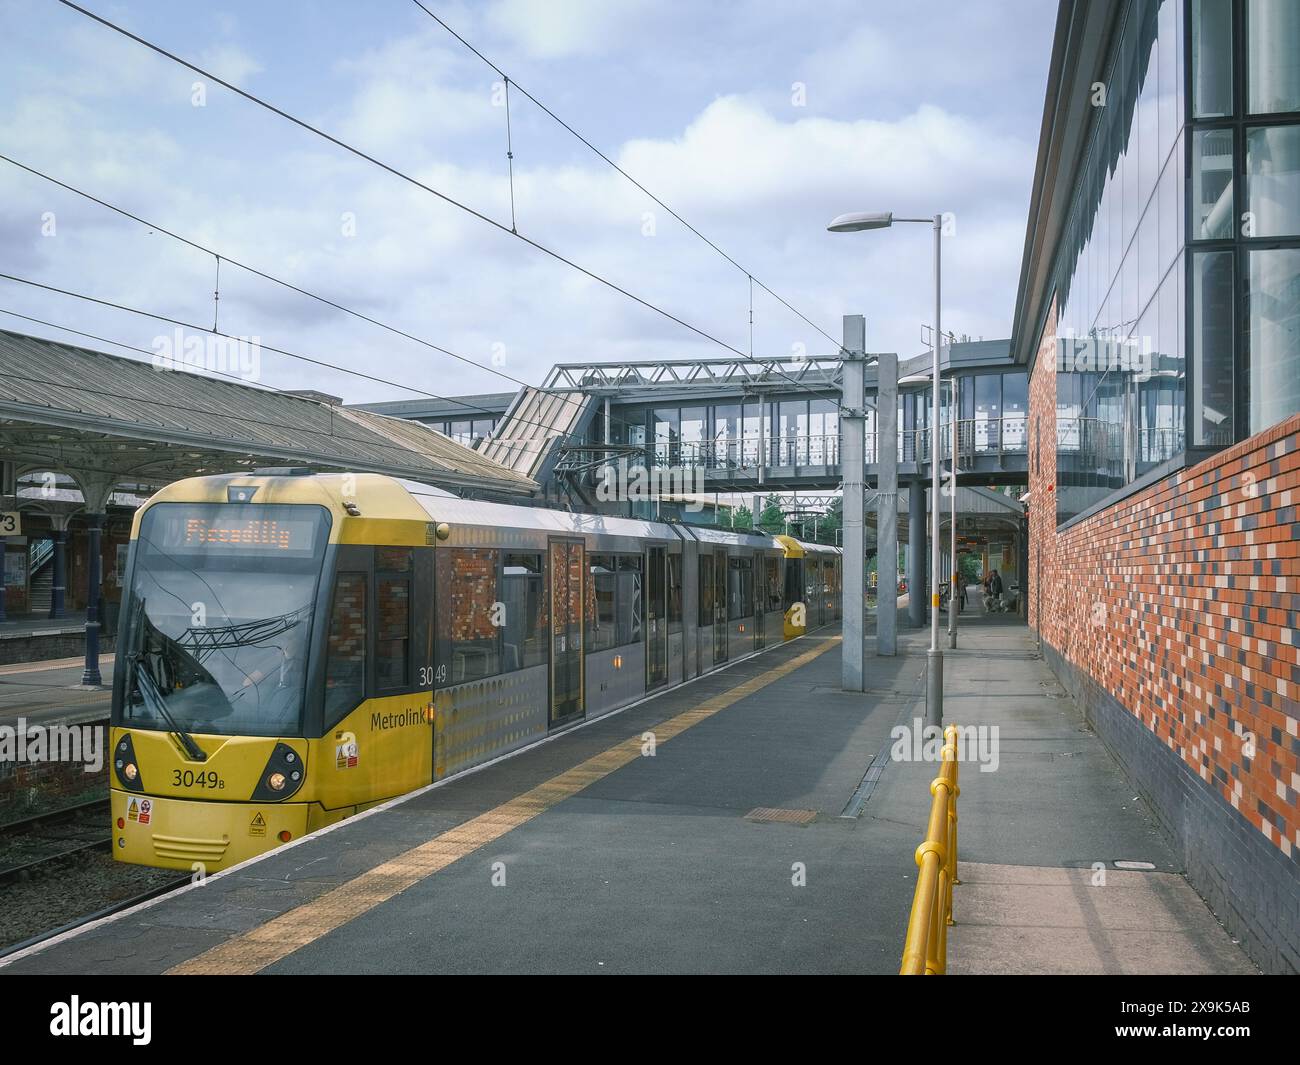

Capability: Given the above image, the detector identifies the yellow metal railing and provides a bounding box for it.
[900,724,960,975]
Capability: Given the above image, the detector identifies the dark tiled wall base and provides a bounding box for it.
[1043,639,1298,975]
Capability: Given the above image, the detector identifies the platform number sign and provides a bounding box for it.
[0,512,19,535]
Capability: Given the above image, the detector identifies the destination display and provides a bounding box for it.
[145,505,326,557]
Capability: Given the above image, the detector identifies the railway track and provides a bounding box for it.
[0,870,193,960]
[0,798,111,884]
[0,796,190,955]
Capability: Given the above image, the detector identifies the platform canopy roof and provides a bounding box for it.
[0,329,537,504]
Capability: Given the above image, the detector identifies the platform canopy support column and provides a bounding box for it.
[840,313,867,692]
[876,352,898,655]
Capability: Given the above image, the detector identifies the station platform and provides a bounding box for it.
[0,608,1256,975]
[0,653,113,729]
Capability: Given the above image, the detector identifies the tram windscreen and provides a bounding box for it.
[118,503,330,737]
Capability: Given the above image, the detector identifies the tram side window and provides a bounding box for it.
[617,555,643,646]
[375,547,412,691]
[728,556,753,620]
[699,552,714,626]
[784,558,803,609]
[588,555,617,652]
[667,552,683,632]
[805,560,820,603]
[325,572,367,726]
[764,557,783,613]
[502,553,547,671]
[438,548,500,684]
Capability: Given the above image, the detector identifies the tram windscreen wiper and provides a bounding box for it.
[134,656,209,763]
[126,598,208,763]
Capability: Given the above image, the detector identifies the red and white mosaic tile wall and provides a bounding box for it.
[1029,298,1300,859]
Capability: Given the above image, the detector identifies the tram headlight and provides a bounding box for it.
[114,734,144,792]
[251,742,305,802]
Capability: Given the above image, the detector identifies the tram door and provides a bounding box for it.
[753,550,765,651]
[646,546,668,690]
[549,539,584,725]
[713,548,728,664]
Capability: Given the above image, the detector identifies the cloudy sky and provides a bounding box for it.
[0,0,1056,406]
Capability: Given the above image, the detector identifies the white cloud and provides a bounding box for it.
[0,0,1047,405]
[195,44,262,85]
[485,0,656,59]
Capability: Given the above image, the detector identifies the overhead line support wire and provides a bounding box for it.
[55,1,842,412]
[56,0,752,363]
[0,152,643,440]
[407,0,842,353]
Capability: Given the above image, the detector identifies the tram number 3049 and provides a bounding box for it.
[172,769,225,790]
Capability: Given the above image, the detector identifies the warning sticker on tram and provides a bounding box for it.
[138,799,152,825]
[249,812,267,837]
[127,798,139,821]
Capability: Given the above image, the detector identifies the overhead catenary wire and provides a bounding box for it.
[0,153,835,449]
[56,1,751,361]
[407,0,845,355]
[0,273,554,437]
[0,277,654,471]
[0,308,488,463]
[0,153,643,441]
[53,1,845,411]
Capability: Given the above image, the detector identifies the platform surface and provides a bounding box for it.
[0,608,1256,975]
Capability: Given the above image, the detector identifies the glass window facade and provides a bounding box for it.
[1048,0,1300,525]
[1247,0,1300,114]
[422,416,498,446]
[1189,0,1300,442]
[1053,0,1186,523]
[1245,248,1300,433]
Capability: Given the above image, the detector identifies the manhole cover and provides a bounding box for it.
[746,807,817,825]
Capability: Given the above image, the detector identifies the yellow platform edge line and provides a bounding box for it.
[168,636,840,976]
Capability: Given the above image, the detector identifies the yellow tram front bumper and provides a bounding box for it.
[110,788,312,873]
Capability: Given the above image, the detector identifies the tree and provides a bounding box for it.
[757,495,786,533]
[733,505,754,530]
[818,496,843,544]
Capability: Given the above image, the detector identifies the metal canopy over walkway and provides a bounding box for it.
[512,347,1029,494]
[477,385,600,489]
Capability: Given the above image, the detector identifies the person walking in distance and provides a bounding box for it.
[986,568,1004,612]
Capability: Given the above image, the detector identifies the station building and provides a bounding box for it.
[1014,0,1300,972]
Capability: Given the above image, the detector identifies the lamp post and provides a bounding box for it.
[946,374,959,650]
[829,210,945,727]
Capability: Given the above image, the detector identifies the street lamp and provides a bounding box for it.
[829,210,945,728]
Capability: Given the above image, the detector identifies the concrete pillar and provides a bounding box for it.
[81,513,104,686]
[840,314,867,692]
[876,352,898,656]
[49,529,68,619]
[908,483,926,628]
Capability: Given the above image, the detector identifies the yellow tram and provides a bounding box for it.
[110,470,841,871]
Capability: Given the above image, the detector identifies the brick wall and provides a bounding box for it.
[1029,297,1300,974]
[0,717,109,810]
